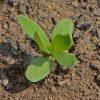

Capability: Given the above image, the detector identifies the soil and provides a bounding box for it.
[0,0,100,100]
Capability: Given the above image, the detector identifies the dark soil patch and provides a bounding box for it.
[0,0,100,100]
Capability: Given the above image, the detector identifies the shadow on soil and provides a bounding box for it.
[0,37,76,93]
[0,40,32,93]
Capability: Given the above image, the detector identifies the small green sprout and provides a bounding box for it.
[18,15,77,82]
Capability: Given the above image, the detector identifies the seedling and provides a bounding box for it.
[18,15,77,82]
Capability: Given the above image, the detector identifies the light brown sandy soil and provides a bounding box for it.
[0,0,100,100]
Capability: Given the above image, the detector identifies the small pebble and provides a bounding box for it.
[2,79,9,86]
[2,22,8,30]
[51,86,57,92]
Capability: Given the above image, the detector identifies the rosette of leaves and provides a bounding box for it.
[18,15,77,82]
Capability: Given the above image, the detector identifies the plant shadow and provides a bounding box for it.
[0,39,33,93]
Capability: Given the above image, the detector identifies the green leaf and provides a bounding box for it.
[53,52,77,68]
[18,15,51,54]
[25,57,53,82]
[51,18,74,40]
[52,34,73,52]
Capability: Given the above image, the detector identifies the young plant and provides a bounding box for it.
[18,15,77,82]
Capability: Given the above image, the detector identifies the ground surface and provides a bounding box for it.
[0,0,100,100]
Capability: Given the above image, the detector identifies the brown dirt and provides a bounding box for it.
[0,0,100,100]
